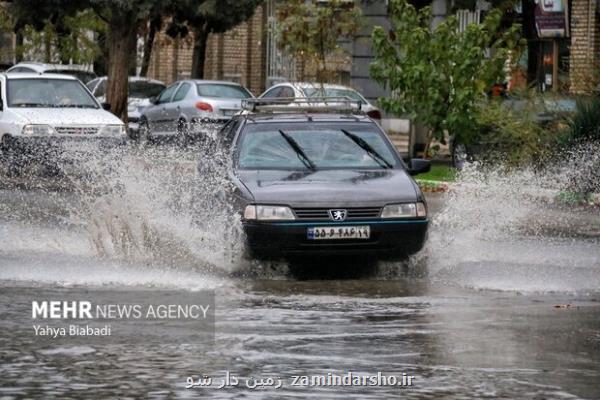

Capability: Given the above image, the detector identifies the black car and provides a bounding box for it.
[203,99,431,260]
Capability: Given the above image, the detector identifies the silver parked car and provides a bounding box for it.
[86,76,166,137]
[139,80,254,141]
[258,82,382,124]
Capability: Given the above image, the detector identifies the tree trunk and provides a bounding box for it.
[140,17,160,77]
[107,13,136,122]
[15,32,23,62]
[128,30,138,76]
[191,25,209,79]
[44,24,52,63]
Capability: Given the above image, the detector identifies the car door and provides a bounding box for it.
[147,83,179,134]
[169,82,192,128]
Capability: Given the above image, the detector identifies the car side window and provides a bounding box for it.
[172,82,190,102]
[261,87,281,98]
[86,79,99,93]
[10,67,34,73]
[278,86,295,98]
[157,84,178,104]
[220,118,242,146]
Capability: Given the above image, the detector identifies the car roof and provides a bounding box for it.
[2,72,78,80]
[190,79,245,86]
[8,62,94,72]
[94,76,165,85]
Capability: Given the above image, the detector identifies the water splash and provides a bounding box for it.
[50,139,247,275]
[420,142,600,292]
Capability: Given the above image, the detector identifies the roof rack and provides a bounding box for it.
[241,97,363,114]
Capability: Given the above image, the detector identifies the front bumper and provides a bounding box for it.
[243,219,428,260]
[3,135,127,169]
[8,135,126,152]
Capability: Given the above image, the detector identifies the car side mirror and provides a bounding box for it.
[407,158,431,176]
[101,102,111,111]
[149,96,158,105]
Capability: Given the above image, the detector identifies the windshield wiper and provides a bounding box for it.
[278,129,316,170]
[340,129,393,169]
[56,104,98,108]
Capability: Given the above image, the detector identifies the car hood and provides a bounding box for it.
[10,107,123,125]
[236,168,419,207]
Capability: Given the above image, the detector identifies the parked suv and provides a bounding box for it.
[7,62,97,84]
[203,98,430,260]
[0,73,126,173]
[139,80,253,142]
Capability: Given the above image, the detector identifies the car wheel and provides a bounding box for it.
[176,118,189,146]
[138,118,150,145]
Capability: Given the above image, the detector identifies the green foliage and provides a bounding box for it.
[170,0,262,78]
[559,97,600,145]
[15,10,105,64]
[470,100,553,166]
[171,0,262,36]
[370,0,524,151]
[276,0,362,82]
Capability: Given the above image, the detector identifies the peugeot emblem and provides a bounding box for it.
[328,209,347,221]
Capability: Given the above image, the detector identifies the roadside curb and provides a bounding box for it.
[416,179,600,207]
[415,179,450,193]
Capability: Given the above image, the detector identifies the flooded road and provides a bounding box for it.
[1,145,599,399]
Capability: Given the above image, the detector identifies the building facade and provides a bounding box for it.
[145,0,600,96]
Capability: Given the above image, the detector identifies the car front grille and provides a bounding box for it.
[293,207,382,221]
[55,126,99,135]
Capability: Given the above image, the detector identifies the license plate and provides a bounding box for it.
[307,226,370,240]
[222,109,238,116]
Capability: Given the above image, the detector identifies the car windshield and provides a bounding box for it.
[89,80,165,99]
[7,78,99,108]
[237,122,397,170]
[302,87,367,104]
[129,81,166,98]
[197,84,252,99]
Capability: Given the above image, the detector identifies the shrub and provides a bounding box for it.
[559,97,600,145]
[466,100,554,167]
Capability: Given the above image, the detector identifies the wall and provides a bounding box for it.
[569,0,600,93]
[147,5,267,96]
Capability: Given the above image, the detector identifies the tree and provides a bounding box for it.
[276,0,362,83]
[370,0,524,155]
[172,0,262,79]
[8,1,103,64]
[9,0,181,122]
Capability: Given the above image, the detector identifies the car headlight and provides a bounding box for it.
[99,124,127,136]
[21,124,57,136]
[381,202,427,218]
[244,205,295,221]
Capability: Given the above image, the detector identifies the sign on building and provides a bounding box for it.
[534,0,569,38]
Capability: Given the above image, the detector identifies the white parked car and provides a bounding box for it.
[258,82,382,124]
[7,62,97,84]
[0,73,126,173]
[86,76,166,137]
